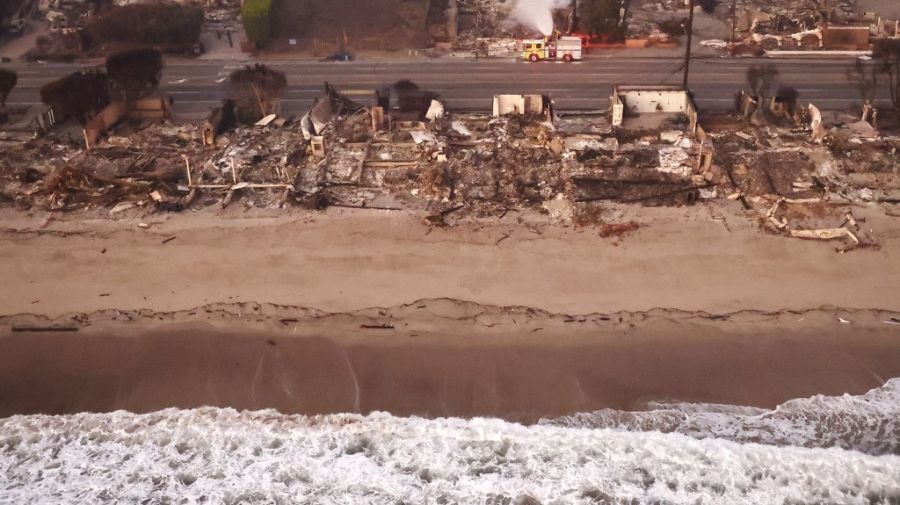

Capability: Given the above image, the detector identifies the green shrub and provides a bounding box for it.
[241,0,273,48]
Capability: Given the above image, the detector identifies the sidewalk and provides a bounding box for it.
[0,21,47,61]
[197,26,249,61]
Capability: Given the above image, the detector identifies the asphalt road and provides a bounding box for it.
[2,55,893,118]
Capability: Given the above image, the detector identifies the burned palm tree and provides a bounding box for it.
[228,64,287,123]
[0,69,17,110]
[105,48,164,102]
[746,63,779,98]
[847,58,881,122]
[39,70,111,125]
[873,39,900,115]
[847,59,880,107]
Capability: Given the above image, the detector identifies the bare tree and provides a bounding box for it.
[586,0,631,42]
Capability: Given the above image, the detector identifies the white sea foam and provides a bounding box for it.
[542,378,900,456]
[2,405,899,505]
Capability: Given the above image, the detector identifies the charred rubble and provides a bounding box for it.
[1,79,899,250]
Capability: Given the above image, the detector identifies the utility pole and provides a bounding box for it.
[682,0,695,89]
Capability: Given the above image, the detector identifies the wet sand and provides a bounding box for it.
[3,303,899,422]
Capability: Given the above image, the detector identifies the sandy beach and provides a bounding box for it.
[2,202,900,420]
[2,202,900,317]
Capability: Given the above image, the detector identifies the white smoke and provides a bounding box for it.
[509,0,572,36]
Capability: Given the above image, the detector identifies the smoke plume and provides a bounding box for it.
[509,0,571,36]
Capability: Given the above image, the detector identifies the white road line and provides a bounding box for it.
[439,97,601,103]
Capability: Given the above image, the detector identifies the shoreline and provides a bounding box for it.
[3,301,899,422]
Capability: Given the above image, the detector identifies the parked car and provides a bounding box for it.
[323,51,354,62]
[7,18,27,36]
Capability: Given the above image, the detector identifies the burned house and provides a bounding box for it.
[572,85,716,205]
[6,70,899,253]
[821,24,871,50]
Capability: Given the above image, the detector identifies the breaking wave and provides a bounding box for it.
[3,383,900,505]
[541,378,900,456]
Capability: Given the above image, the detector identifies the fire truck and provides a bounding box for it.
[521,35,584,62]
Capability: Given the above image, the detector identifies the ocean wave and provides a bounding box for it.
[541,378,900,456]
[2,407,899,505]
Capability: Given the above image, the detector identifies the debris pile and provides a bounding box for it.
[441,0,678,56]
[3,80,899,251]
[694,0,898,53]
[1,120,304,212]
[704,105,899,250]
[1,85,715,220]
[202,0,243,30]
[447,0,900,55]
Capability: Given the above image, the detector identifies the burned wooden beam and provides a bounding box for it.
[722,164,752,210]
[575,184,710,204]
[572,176,689,186]
[623,184,711,204]
[11,325,79,332]
[363,160,419,168]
